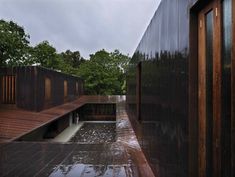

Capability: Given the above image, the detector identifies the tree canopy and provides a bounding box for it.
[78,50,129,95]
[61,50,85,68]
[0,20,30,66]
[0,19,130,95]
[31,41,59,69]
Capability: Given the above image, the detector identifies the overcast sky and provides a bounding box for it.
[0,0,160,58]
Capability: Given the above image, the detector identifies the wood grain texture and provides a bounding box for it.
[212,1,222,176]
[198,10,207,177]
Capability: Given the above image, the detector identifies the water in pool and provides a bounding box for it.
[69,122,116,143]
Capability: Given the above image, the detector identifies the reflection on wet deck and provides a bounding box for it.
[0,143,136,177]
[0,96,154,177]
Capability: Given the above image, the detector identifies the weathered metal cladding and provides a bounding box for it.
[0,66,84,112]
[126,0,197,176]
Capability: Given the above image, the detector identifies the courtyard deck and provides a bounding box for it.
[0,96,118,142]
[0,96,154,177]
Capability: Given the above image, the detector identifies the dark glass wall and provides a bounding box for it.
[126,0,197,176]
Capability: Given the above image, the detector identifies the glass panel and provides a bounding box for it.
[221,0,232,176]
[205,10,213,177]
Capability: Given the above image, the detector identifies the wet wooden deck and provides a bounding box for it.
[0,96,122,142]
[0,96,155,177]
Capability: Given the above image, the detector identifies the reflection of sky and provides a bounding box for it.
[49,164,127,177]
[136,0,189,57]
[49,164,85,177]
[0,0,160,58]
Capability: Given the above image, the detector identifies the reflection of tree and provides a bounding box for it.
[126,48,189,176]
[78,49,130,95]
[93,166,107,176]
[113,166,124,176]
[58,165,73,176]
[127,50,188,116]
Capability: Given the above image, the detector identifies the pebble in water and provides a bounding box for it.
[69,123,116,143]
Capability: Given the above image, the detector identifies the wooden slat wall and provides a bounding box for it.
[1,75,16,104]
[0,66,84,111]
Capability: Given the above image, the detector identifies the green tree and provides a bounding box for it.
[56,54,80,76]
[0,19,31,66]
[0,19,129,96]
[31,41,60,69]
[60,50,85,68]
[78,49,129,95]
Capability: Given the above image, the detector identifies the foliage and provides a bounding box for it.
[78,49,129,95]
[30,41,60,69]
[60,50,85,68]
[0,19,130,95]
[56,55,79,76]
[0,19,31,66]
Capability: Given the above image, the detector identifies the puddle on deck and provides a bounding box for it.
[45,120,140,177]
[48,165,129,177]
[69,122,116,143]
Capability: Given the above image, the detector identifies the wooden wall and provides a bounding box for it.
[0,66,84,111]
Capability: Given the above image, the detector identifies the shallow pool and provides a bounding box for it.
[69,122,116,143]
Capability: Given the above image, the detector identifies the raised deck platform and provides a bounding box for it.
[0,96,121,142]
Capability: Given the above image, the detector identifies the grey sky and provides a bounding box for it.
[0,0,160,58]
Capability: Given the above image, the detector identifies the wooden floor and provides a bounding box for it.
[0,96,124,142]
[0,95,155,177]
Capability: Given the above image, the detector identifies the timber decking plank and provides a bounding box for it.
[0,96,123,142]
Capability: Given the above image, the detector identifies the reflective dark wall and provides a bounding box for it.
[126,0,197,176]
